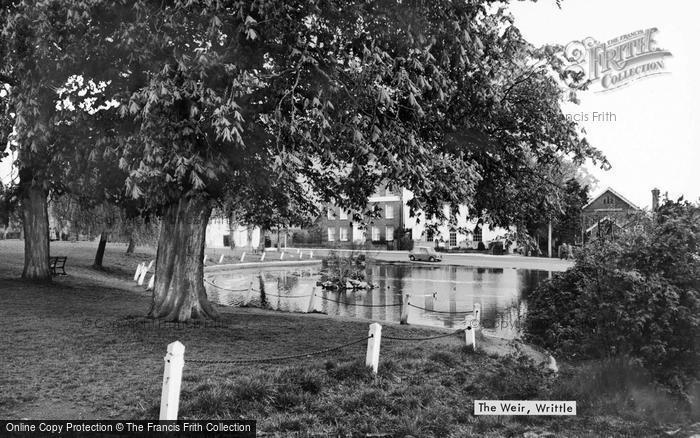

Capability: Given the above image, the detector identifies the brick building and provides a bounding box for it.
[318,185,404,246]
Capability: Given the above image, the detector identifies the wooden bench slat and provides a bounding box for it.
[49,256,68,276]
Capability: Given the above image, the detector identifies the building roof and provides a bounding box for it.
[582,187,641,211]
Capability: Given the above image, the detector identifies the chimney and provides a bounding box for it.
[651,188,660,211]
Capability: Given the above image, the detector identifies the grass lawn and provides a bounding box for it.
[0,240,696,437]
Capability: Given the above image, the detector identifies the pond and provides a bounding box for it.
[205,262,551,339]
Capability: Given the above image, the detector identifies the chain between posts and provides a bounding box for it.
[407,303,477,314]
[316,294,403,307]
[203,279,250,293]
[187,335,373,365]
[382,329,466,341]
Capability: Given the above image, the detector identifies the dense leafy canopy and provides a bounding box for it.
[62,0,604,228]
[526,198,700,391]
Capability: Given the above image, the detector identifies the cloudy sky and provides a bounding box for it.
[509,0,699,209]
[2,1,698,210]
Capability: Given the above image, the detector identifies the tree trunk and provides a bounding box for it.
[149,196,218,321]
[93,232,108,268]
[21,181,51,281]
[125,236,135,254]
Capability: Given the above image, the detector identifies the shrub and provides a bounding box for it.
[525,199,700,391]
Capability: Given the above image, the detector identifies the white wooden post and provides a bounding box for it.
[138,266,148,286]
[473,303,481,328]
[134,263,143,281]
[203,255,208,264]
[309,251,313,259]
[307,287,316,313]
[280,252,285,260]
[240,252,246,262]
[464,316,477,351]
[260,252,266,261]
[299,250,303,259]
[218,254,224,264]
[159,341,185,421]
[147,274,155,291]
[400,294,410,325]
[365,323,382,374]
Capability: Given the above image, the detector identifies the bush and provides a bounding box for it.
[525,199,700,391]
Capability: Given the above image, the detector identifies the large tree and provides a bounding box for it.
[89,0,606,321]
[0,1,117,280]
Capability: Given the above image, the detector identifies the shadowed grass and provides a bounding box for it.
[1,240,697,436]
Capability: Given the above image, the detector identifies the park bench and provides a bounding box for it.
[49,256,68,276]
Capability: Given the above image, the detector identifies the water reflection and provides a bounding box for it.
[206,263,549,338]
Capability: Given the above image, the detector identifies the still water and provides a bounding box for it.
[205,263,550,339]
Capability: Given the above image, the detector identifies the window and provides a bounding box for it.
[339,227,348,241]
[372,226,381,241]
[449,231,457,247]
[420,248,429,254]
[327,227,336,242]
[386,226,394,241]
[385,186,393,196]
[426,229,434,242]
[339,209,348,220]
[473,226,482,242]
[385,204,394,219]
[327,208,334,220]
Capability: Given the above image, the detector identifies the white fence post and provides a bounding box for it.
[260,251,266,262]
[464,315,477,351]
[473,303,481,329]
[307,287,316,313]
[159,341,185,421]
[138,266,148,286]
[240,252,246,262]
[365,323,382,374]
[218,254,224,264]
[280,252,285,260]
[147,274,155,291]
[309,251,313,259]
[400,294,410,325]
[134,263,143,282]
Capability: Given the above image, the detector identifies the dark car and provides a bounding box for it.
[409,246,442,262]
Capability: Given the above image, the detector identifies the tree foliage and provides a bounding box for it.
[525,198,700,391]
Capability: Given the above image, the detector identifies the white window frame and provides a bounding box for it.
[386,226,394,241]
[327,208,334,220]
[339,209,348,220]
[385,204,394,219]
[449,231,457,247]
[372,226,380,241]
[339,227,349,241]
[473,226,482,242]
[328,227,336,242]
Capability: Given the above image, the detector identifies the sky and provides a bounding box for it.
[508,0,700,209]
[2,1,698,210]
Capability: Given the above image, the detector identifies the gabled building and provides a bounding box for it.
[581,187,642,242]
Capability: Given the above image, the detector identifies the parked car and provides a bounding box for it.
[409,246,442,262]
